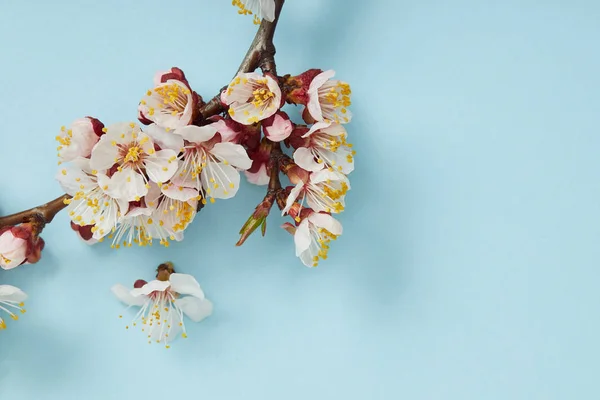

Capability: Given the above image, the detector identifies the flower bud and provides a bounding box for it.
[0,223,45,269]
[262,111,294,142]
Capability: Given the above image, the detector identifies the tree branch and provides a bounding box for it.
[0,1,287,232]
[198,0,285,121]
[0,194,70,230]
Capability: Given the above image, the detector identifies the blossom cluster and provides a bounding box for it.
[52,64,354,268]
[55,68,252,249]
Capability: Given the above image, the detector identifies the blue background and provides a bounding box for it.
[1,0,599,398]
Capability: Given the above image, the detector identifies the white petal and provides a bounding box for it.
[169,273,205,299]
[303,121,333,138]
[0,285,27,302]
[293,147,323,172]
[109,168,148,201]
[175,297,213,322]
[260,0,276,21]
[161,183,199,202]
[145,150,178,183]
[174,125,217,144]
[144,124,184,151]
[210,119,239,143]
[130,280,170,296]
[211,142,252,170]
[294,219,311,256]
[201,162,241,199]
[282,182,304,214]
[310,168,346,185]
[55,164,95,196]
[105,122,141,144]
[90,138,119,170]
[307,212,343,235]
[111,284,147,307]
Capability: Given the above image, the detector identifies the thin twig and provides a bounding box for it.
[198,0,285,121]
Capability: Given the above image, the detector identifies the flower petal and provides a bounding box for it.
[108,168,148,201]
[174,297,213,323]
[211,142,252,170]
[111,284,148,307]
[130,280,170,296]
[307,212,343,235]
[294,219,311,256]
[161,183,199,202]
[0,285,27,302]
[169,273,205,299]
[174,125,217,144]
[144,149,178,183]
[244,164,269,186]
[201,162,241,199]
[293,147,323,172]
[90,138,119,171]
[144,124,184,151]
[282,182,304,214]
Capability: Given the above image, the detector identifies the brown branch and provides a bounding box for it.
[0,194,70,230]
[198,0,285,121]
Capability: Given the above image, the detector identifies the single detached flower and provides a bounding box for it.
[282,169,350,215]
[112,263,212,347]
[56,157,129,241]
[56,117,105,163]
[232,0,275,24]
[283,211,343,268]
[292,121,355,174]
[90,122,179,201]
[286,69,352,124]
[171,125,252,203]
[139,68,200,130]
[222,73,282,125]
[0,224,45,270]
[0,285,27,330]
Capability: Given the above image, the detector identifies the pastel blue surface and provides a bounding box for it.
[1,0,599,398]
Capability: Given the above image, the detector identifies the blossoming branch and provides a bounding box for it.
[0,0,355,340]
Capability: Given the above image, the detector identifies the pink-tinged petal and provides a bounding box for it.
[169,273,205,299]
[105,122,140,144]
[144,149,178,183]
[210,119,240,143]
[0,233,27,270]
[108,168,148,201]
[111,284,148,307]
[174,297,213,322]
[319,123,347,137]
[306,70,336,121]
[201,162,241,199]
[70,156,95,175]
[264,114,293,142]
[282,182,304,214]
[308,212,343,236]
[0,285,27,302]
[90,139,119,171]
[130,280,170,296]
[293,147,323,172]
[244,164,269,186]
[303,121,333,138]
[144,124,184,151]
[57,118,99,161]
[174,125,217,144]
[211,142,252,170]
[161,183,199,202]
[293,219,311,256]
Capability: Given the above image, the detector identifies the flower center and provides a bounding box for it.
[124,146,141,163]
[311,226,338,267]
[153,83,191,116]
[252,87,275,107]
